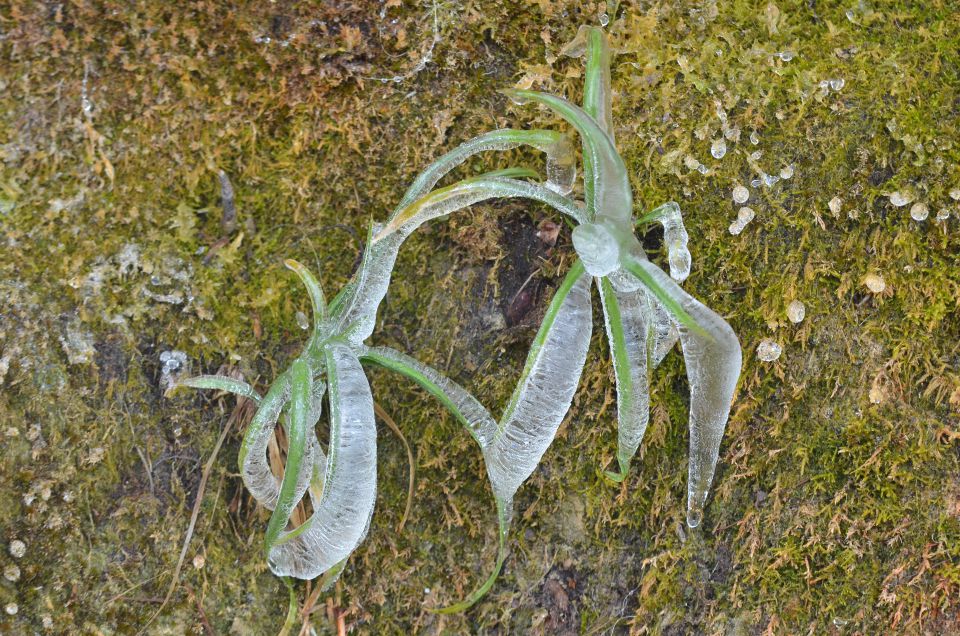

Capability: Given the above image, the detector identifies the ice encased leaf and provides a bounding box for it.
[598,278,651,479]
[571,222,619,277]
[267,343,377,579]
[486,266,593,503]
[626,256,741,528]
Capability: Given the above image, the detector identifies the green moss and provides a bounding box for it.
[1,0,958,633]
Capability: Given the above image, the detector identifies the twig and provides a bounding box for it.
[185,583,216,636]
[374,402,415,533]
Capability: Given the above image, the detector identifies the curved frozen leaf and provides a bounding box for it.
[503,89,631,223]
[376,175,587,242]
[267,343,377,579]
[284,259,327,337]
[359,346,497,447]
[395,129,576,210]
[486,261,593,503]
[636,202,691,282]
[598,277,651,482]
[263,359,313,553]
[624,254,742,528]
[171,375,261,402]
[238,372,321,512]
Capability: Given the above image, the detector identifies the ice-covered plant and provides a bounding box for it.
[170,160,578,608]
[371,25,743,609]
[171,24,741,616]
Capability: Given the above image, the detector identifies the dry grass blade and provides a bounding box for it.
[374,401,415,533]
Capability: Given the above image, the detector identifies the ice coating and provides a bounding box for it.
[486,267,593,503]
[598,278,652,479]
[625,255,742,528]
[360,346,498,448]
[646,201,691,282]
[505,89,632,222]
[394,128,575,211]
[572,222,620,276]
[561,26,614,140]
[268,344,377,579]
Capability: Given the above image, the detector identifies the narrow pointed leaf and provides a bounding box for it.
[284,259,327,329]
[359,346,497,447]
[487,261,593,503]
[503,89,630,222]
[171,375,262,402]
[598,277,651,481]
[395,129,575,210]
[624,256,742,528]
[263,359,311,553]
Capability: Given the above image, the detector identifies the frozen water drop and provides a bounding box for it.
[697,164,709,175]
[863,273,885,293]
[909,202,928,221]
[728,207,755,235]
[295,311,309,330]
[763,173,780,187]
[732,185,750,204]
[686,505,703,528]
[936,208,950,221]
[786,300,806,324]
[684,155,701,170]
[599,12,609,26]
[710,138,727,159]
[750,178,762,188]
[750,131,760,145]
[780,165,794,179]
[829,78,845,91]
[724,126,741,142]
[8,540,25,559]
[777,50,796,61]
[949,188,960,201]
[888,191,913,207]
[828,196,842,216]
[756,339,782,362]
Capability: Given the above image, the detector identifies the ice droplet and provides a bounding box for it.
[949,188,960,201]
[9,540,25,559]
[724,126,741,142]
[5,603,17,616]
[697,163,709,175]
[828,196,842,217]
[3,565,20,582]
[762,173,780,187]
[909,202,929,221]
[728,207,755,235]
[936,208,950,221]
[780,164,795,179]
[295,311,309,330]
[786,300,806,324]
[777,50,796,61]
[864,273,886,293]
[888,191,913,207]
[599,12,609,26]
[710,138,727,159]
[756,340,782,362]
[732,185,750,204]
[684,155,702,170]
[829,78,845,91]
[750,131,760,145]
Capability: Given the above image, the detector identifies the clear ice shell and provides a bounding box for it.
[626,257,742,528]
[486,271,593,503]
[598,279,652,477]
[267,344,378,579]
[572,223,619,276]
